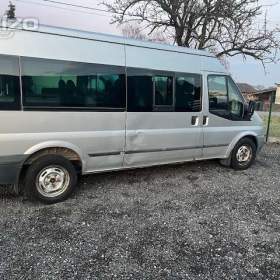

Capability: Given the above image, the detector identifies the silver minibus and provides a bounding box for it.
[0,25,265,203]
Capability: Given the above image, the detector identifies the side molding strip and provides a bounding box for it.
[88,151,122,157]
[88,144,229,157]
[125,146,202,154]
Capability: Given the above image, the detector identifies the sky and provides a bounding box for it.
[0,0,279,88]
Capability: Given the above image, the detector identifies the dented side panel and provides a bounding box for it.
[124,112,203,167]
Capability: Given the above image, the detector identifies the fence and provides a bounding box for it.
[258,93,280,143]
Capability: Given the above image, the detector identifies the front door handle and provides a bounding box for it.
[203,116,209,126]
[191,116,199,126]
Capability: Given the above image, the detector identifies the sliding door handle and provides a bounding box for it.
[191,116,199,126]
[203,116,209,126]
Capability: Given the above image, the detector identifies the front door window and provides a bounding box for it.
[228,78,244,119]
[208,75,245,120]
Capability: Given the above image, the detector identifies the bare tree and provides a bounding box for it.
[121,23,167,43]
[121,24,147,40]
[103,0,279,64]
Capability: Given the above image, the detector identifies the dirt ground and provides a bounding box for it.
[0,144,280,280]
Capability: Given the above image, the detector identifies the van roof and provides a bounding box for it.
[2,23,215,58]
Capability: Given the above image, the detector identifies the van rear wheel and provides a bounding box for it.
[25,155,78,203]
[231,138,257,170]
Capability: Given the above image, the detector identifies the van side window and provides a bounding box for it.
[154,76,173,106]
[175,74,202,112]
[208,75,228,113]
[127,71,203,112]
[21,57,126,110]
[127,72,153,112]
[208,75,244,120]
[0,55,20,110]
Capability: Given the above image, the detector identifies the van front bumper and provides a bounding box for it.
[0,156,26,185]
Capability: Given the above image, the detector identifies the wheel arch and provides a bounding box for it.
[24,141,84,167]
[17,141,85,190]
[225,132,258,158]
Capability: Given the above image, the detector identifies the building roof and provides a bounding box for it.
[237,83,257,94]
[256,87,277,95]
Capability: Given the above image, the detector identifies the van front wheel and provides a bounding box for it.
[25,155,78,203]
[231,138,257,170]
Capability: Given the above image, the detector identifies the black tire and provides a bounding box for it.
[25,155,78,204]
[231,138,257,170]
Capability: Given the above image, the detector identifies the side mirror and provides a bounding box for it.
[245,101,256,119]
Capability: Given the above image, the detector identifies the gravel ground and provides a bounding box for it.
[0,144,280,280]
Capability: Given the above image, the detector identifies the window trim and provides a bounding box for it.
[23,106,125,112]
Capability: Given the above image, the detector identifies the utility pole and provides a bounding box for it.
[6,2,16,20]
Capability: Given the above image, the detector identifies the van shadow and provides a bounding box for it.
[0,156,262,204]
[75,159,222,193]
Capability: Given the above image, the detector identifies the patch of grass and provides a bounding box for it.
[263,116,280,138]
[272,104,280,112]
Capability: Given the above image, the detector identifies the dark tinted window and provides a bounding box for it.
[21,57,125,109]
[175,74,202,112]
[127,69,153,112]
[154,76,173,106]
[0,55,20,110]
[128,70,175,112]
